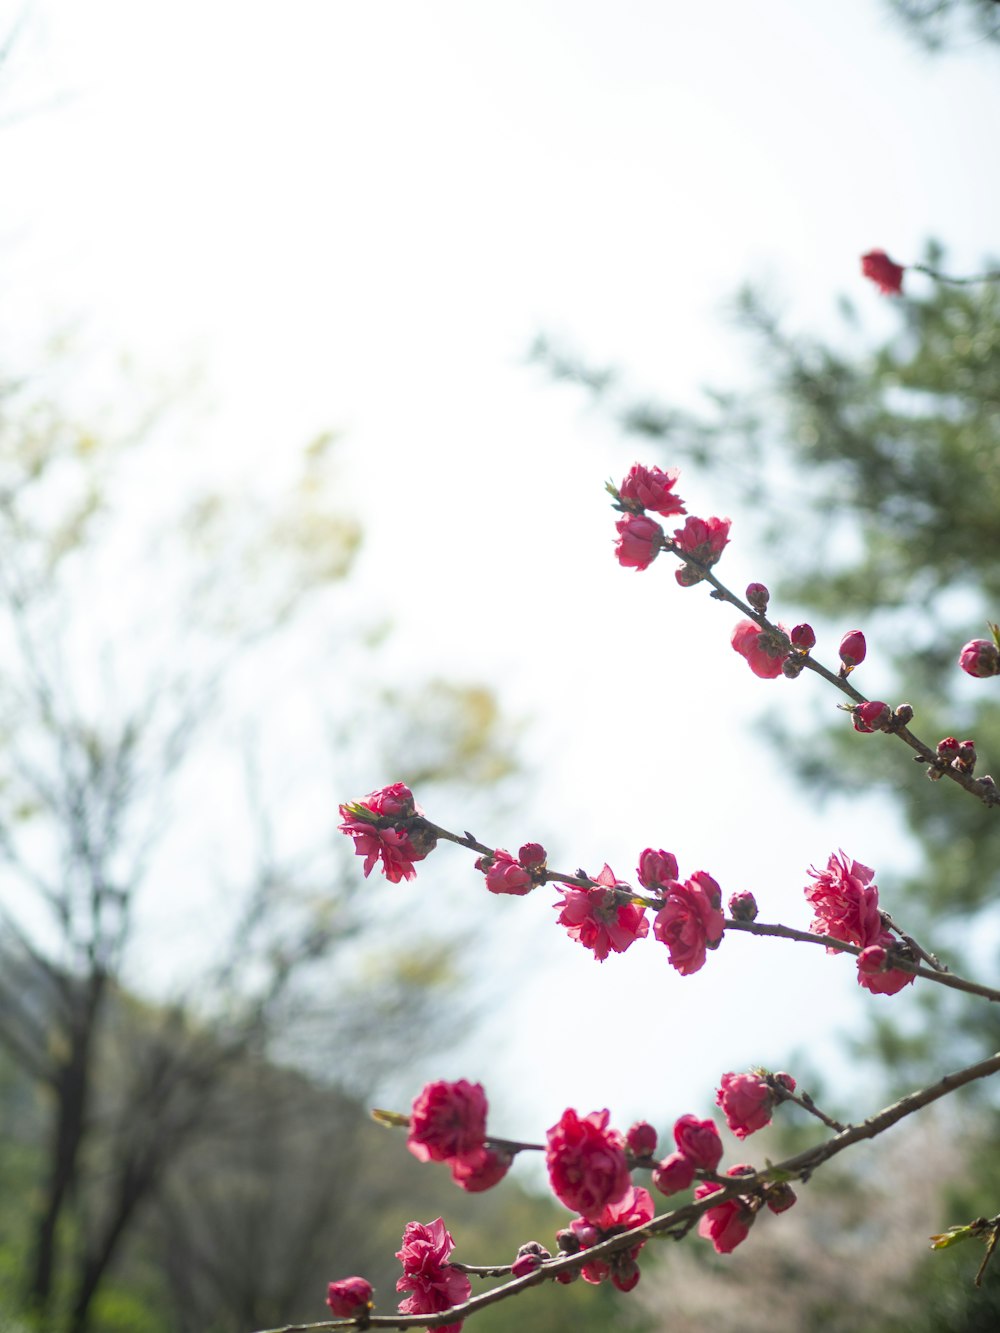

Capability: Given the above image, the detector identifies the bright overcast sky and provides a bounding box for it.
[2,0,999,1138]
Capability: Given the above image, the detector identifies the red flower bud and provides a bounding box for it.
[790,623,816,651]
[959,639,1000,678]
[852,701,890,733]
[326,1277,374,1318]
[937,736,960,761]
[861,249,905,296]
[839,629,867,668]
[615,514,663,571]
[518,841,547,869]
[651,1151,696,1196]
[626,1120,659,1158]
[728,890,758,921]
[746,582,770,612]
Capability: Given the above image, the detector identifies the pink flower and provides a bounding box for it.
[790,622,816,650]
[326,1276,374,1318]
[696,1174,756,1254]
[479,848,534,896]
[626,1120,658,1158]
[637,847,679,891]
[673,1115,723,1171]
[959,639,1000,678]
[861,249,905,296]
[805,850,881,950]
[852,700,890,733]
[618,463,686,517]
[450,1146,512,1192]
[839,629,867,668]
[715,1071,776,1139]
[651,1151,696,1196]
[570,1186,655,1291]
[652,871,725,975]
[396,1219,471,1333]
[338,783,436,883]
[546,1107,631,1222]
[731,619,790,679]
[857,931,917,996]
[408,1080,487,1165]
[673,515,731,586]
[615,514,663,571]
[554,865,648,961]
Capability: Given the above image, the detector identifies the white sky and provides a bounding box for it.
[2,0,998,1147]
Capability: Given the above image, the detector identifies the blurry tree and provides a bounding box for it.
[884,0,1000,50]
[0,360,515,1333]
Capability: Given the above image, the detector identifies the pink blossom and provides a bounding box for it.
[326,1276,373,1318]
[673,515,731,586]
[553,865,648,961]
[696,1169,756,1254]
[407,1080,487,1165]
[546,1107,631,1222]
[652,871,725,976]
[805,850,882,950]
[731,619,790,679]
[395,1219,471,1333]
[570,1186,655,1291]
[715,1071,776,1139]
[959,639,1000,678]
[615,514,663,571]
[450,1146,512,1192]
[618,463,686,517]
[861,249,905,296]
[479,849,534,896]
[338,783,436,883]
[637,847,679,891]
[651,1151,696,1196]
[839,629,867,668]
[857,931,917,996]
[673,1115,723,1171]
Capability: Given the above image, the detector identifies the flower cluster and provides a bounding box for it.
[396,1218,471,1332]
[651,1114,723,1197]
[610,463,730,583]
[476,842,547,896]
[561,1186,656,1291]
[805,851,915,995]
[338,782,437,883]
[408,1080,511,1192]
[731,619,790,679]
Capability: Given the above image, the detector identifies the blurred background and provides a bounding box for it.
[1,1,1000,1329]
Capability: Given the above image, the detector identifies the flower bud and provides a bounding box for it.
[839,629,867,669]
[893,703,914,726]
[852,701,890,733]
[555,1227,582,1255]
[766,1182,798,1214]
[790,623,816,651]
[957,740,977,773]
[511,1242,550,1277]
[518,842,547,869]
[626,1120,659,1158]
[326,1277,374,1318]
[937,737,960,762]
[637,847,679,891]
[857,944,888,973]
[652,1151,696,1196]
[861,249,905,296]
[728,890,758,922]
[959,639,1000,678]
[772,1071,797,1094]
[746,582,770,612]
[615,514,664,571]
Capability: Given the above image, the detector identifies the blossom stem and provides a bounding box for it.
[252,1052,1000,1333]
[912,263,1000,286]
[654,543,1000,810]
[725,918,1000,1003]
[782,1090,846,1133]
